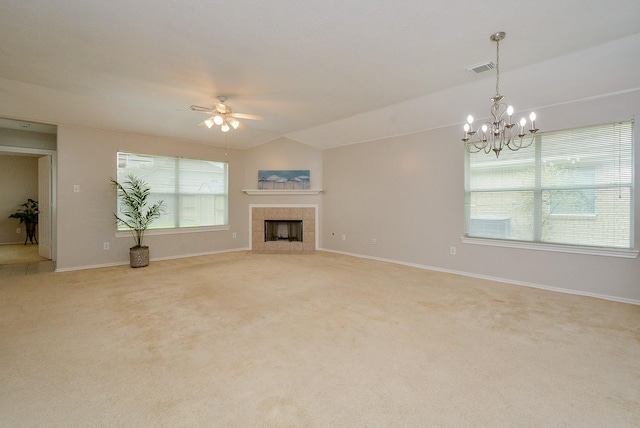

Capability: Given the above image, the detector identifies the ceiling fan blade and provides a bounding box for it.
[189,105,214,114]
[231,113,263,121]
[215,102,227,114]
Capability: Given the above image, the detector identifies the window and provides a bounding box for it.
[116,152,228,230]
[547,166,596,215]
[465,121,634,249]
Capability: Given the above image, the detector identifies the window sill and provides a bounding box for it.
[243,189,323,195]
[461,236,638,259]
[116,225,230,238]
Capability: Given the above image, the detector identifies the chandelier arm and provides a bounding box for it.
[465,130,494,152]
[490,102,500,124]
[493,102,509,125]
[465,139,493,154]
[464,143,483,153]
[510,125,520,147]
[468,139,488,150]
[505,133,536,151]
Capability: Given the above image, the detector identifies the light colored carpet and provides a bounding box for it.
[0,251,638,427]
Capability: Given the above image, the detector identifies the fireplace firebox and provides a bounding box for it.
[264,220,303,242]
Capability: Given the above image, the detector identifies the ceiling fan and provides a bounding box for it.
[189,96,263,132]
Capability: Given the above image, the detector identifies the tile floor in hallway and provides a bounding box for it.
[0,244,54,279]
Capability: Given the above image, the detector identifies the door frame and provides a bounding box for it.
[0,146,57,262]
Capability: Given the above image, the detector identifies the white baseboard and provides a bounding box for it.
[318,248,640,306]
[54,247,251,272]
[55,261,127,272]
[152,247,251,262]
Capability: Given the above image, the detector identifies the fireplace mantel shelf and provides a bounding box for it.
[243,189,323,195]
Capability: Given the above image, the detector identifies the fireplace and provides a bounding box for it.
[265,220,303,242]
[251,205,316,254]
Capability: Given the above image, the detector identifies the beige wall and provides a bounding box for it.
[322,90,640,302]
[242,136,323,190]
[54,131,324,269]
[0,127,56,152]
[55,125,247,270]
[242,137,324,241]
[0,155,38,244]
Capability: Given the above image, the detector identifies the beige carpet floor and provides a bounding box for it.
[0,251,638,427]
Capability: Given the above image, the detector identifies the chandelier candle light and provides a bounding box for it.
[462,32,539,157]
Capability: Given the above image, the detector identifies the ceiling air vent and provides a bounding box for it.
[466,61,495,75]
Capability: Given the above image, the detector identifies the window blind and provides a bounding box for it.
[465,121,634,249]
[116,152,228,229]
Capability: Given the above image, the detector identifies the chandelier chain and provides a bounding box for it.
[495,38,500,96]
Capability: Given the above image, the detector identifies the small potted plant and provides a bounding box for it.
[8,198,39,244]
[111,175,165,268]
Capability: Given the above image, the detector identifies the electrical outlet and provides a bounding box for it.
[232,232,237,239]
[73,184,80,193]
[450,246,456,255]
[16,228,21,234]
[103,242,110,250]
[341,234,346,241]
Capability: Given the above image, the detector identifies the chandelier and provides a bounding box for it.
[462,32,539,157]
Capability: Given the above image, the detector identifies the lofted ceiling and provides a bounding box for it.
[1,0,639,150]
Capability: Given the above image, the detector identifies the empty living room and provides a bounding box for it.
[1,1,639,426]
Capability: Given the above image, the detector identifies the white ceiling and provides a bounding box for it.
[1,0,639,150]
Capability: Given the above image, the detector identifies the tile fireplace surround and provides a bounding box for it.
[251,205,316,254]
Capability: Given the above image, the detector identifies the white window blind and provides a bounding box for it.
[116,152,228,229]
[465,121,634,249]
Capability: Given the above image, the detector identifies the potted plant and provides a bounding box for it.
[111,174,165,268]
[8,198,39,244]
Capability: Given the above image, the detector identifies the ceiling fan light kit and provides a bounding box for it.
[190,96,262,133]
[462,32,539,158]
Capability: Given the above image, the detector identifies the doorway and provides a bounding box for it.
[0,119,57,266]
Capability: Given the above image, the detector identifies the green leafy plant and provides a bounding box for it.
[111,175,166,248]
[8,198,39,224]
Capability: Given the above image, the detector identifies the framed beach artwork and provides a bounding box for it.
[258,170,310,190]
